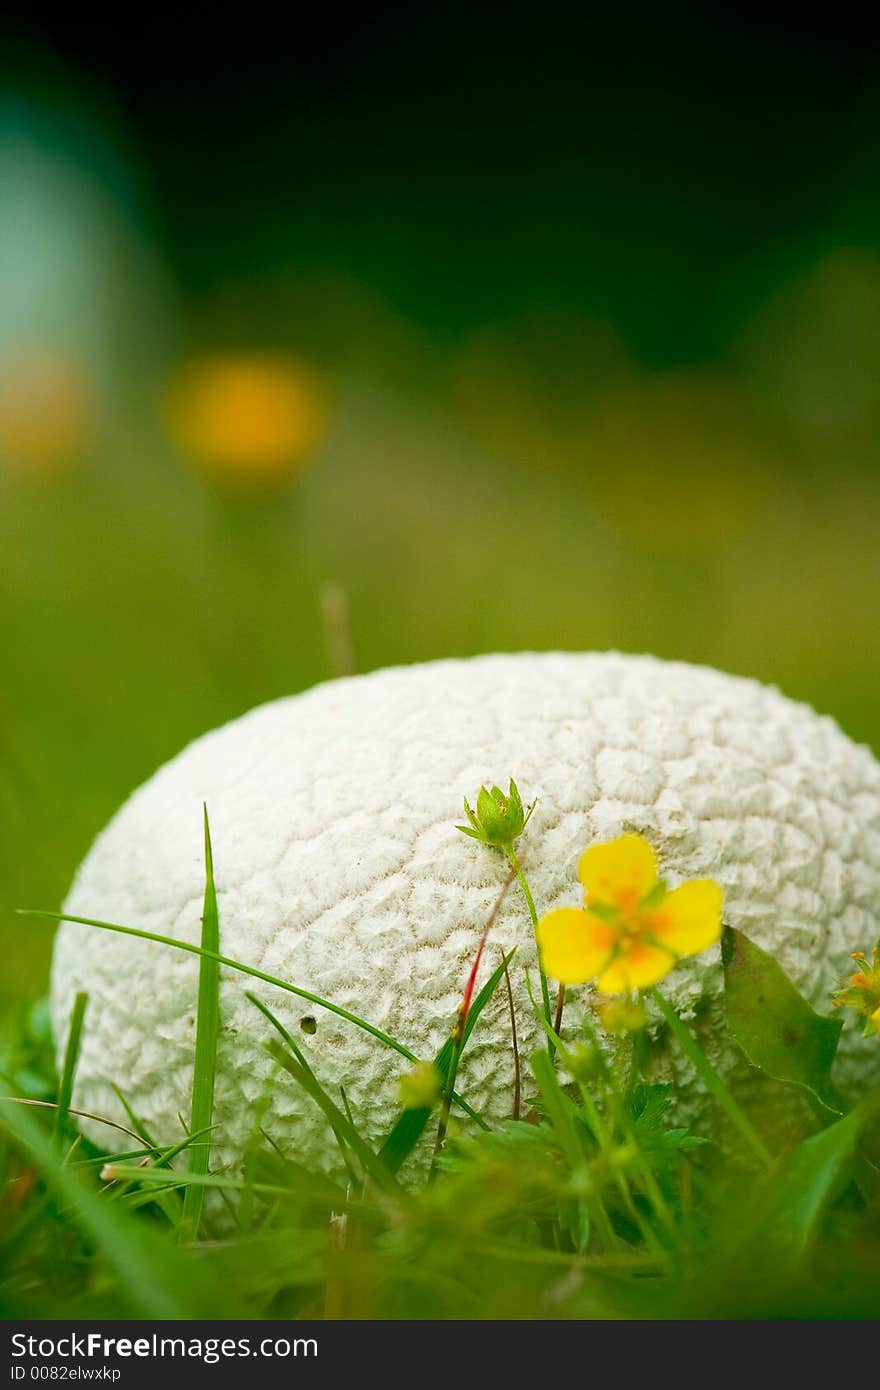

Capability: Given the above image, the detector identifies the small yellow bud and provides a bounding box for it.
[599,998,647,1034]
[398,1061,442,1110]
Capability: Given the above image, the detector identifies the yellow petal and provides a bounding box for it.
[578,834,658,910]
[537,907,616,985]
[597,942,675,994]
[646,880,723,958]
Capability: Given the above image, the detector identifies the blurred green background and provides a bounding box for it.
[2,11,879,1015]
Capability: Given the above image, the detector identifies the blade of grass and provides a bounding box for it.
[109,1126,215,1222]
[265,1038,400,1194]
[22,905,411,1058]
[111,1085,157,1147]
[649,986,772,1167]
[53,992,87,1150]
[180,806,221,1240]
[378,948,516,1173]
[102,1126,214,1222]
[245,992,359,1186]
[22,906,485,1125]
[502,950,521,1121]
[100,1164,295,1199]
[0,1095,149,1148]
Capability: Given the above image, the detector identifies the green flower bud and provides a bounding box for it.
[457,778,533,849]
[565,1042,604,1083]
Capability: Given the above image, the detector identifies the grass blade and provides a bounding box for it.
[181,806,221,1239]
[530,1048,586,1171]
[378,948,516,1173]
[245,992,359,1185]
[99,1164,304,1199]
[52,991,87,1148]
[531,1047,614,1252]
[22,909,419,1062]
[0,1095,148,1148]
[111,1084,159,1147]
[650,986,772,1167]
[265,1038,400,1193]
[21,906,486,1124]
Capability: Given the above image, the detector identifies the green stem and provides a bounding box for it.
[527,988,666,1250]
[430,1025,464,1178]
[648,987,772,1168]
[565,1011,670,1248]
[505,846,554,1053]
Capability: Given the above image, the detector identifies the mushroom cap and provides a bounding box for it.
[51,653,880,1171]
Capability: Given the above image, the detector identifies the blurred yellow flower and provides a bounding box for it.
[165,352,328,484]
[537,834,723,993]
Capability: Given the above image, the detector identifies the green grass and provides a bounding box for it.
[180,807,222,1239]
[2,838,880,1320]
[52,991,87,1149]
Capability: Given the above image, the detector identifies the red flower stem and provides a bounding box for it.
[431,868,516,1170]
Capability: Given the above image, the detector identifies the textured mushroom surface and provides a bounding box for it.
[51,653,880,1172]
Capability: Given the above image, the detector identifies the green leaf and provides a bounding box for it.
[745,1089,880,1266]
[530,1049,586,1171]
[181,806,222,1238]
[377,949,516,1174]
[455,825,482,840]
[722,927,845,1116]
[476,785,495,825]
[53,992,87,1148]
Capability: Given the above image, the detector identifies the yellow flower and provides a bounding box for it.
[165,352,328,485]
[537,834,723,993]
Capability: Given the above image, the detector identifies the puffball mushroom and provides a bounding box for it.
[51,653,880,1172]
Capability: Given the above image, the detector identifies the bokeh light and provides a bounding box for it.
[583,371,776,549]
[164,352,328,485]
[0,348,91,478]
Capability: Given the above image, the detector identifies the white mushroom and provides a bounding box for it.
[50,653,880,1173]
